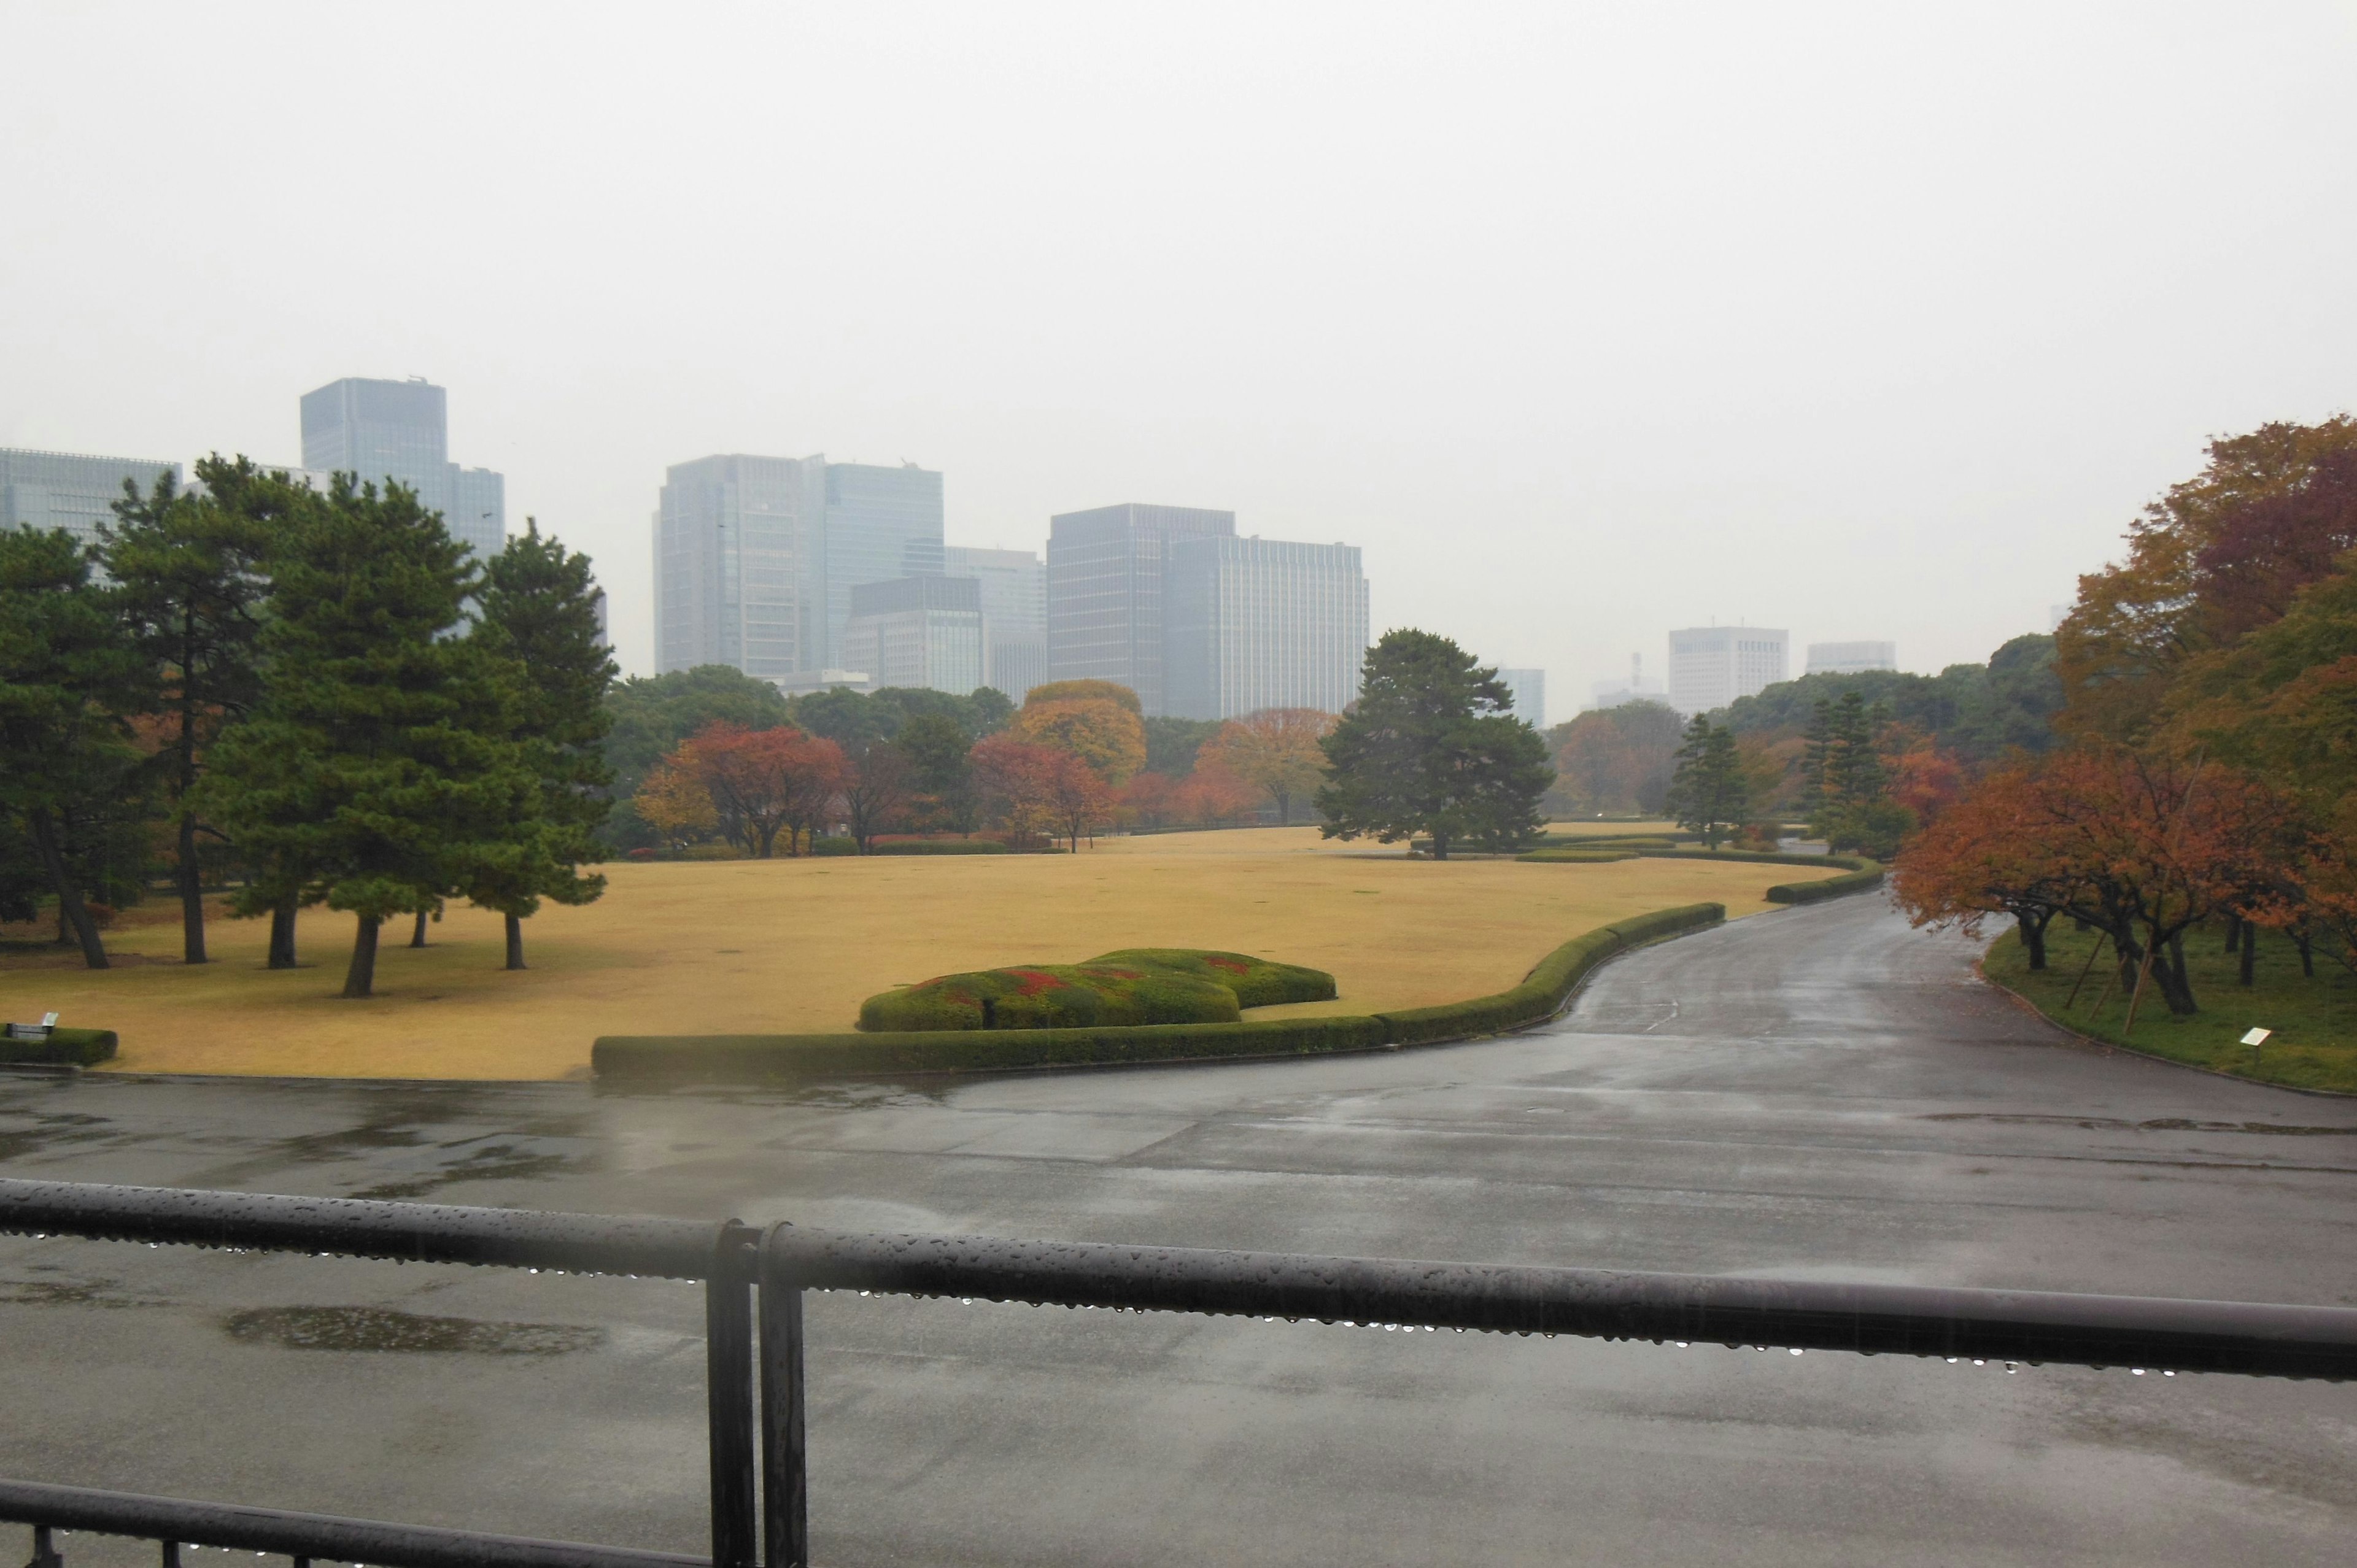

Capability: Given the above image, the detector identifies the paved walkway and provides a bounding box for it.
[2,897,2353,1566]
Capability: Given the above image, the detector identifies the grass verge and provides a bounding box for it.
[1982,921,2357,1094]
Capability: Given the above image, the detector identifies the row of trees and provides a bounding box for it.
[1895,417,2357,1020]
[0,457,613,994]
[630,676,1342,855]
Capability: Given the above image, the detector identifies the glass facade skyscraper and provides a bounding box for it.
[943,544,1047,700]
[1666,626,1788,714]
[1497,668,1547,730]
[654,454,826,679]
[1164,535,1368,720]
[1046,503,1236,716]
[821,463,944,668]
[842,574,984,694]
[1,447,181,546]
[299,376,505,558]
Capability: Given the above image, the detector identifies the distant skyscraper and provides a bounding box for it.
[821,463,943,668]
[1,447,180,547]
[1667,625,1788,714]
[1805,640,1897,676]
[1587,652,1667,712]
[654,454,826,679]
[1165,537,1368,720]
[943,544,1047,700]
[1496,668,1546,730]
[1047,503,1236,716]
[298,376,505,558]
[842,575,985,695]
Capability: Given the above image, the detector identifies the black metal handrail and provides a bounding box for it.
[4,1177,2356,1568]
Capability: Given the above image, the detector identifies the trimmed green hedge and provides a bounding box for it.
[1539,833,1687,849]
[1767,867,1886,903]
[595,903,1726,1084]
[1373,903,1724,1046]
[597,1015,1392,1081]
[0,1027,117,1067]
[858,949,1336,1031]
[1516,848,1639,863]
[1635,848,1874,870]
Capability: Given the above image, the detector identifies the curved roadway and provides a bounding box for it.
[2,897,2353,1565]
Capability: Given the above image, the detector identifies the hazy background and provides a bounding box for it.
[4,2,2352,695]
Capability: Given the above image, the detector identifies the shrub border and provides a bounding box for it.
[592,902,1727,1085]
[0,1027,117,1068]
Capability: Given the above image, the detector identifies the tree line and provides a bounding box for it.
[0,457,613,996]
[1894,416,2357,1022]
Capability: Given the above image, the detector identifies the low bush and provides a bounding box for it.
[1087,949,1336,1008]
[871,840,1008,855]
[683,842,745,861]
[1539,833,1685,849]
[1374,903,1724,1045]
[596,1014,1394,1081]
[1635,848,1873,870]
[1515,848,1638,863]
[0,1027,117,1067]
[1766,867,1886,903]
[859,948,1337,1030]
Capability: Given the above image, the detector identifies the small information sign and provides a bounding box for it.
[2241,1027,2272,1046]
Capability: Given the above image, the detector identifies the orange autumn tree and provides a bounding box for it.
[664,722,846,859]
[1010,695,1147,785]
[1198,707,1333,824]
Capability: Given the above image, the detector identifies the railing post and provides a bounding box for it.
[705,1221,758,1568]
[756,1224,808,1568]
[27,1525,59,1568]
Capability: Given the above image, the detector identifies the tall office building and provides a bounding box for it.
[1666,625,1788,714]
[820,463,943,668]
[1165,537,1368,720]
[299,376,505,558]
[943,544,1047,700]
[1805,640,1897,675]
[1,447,181,546]
[842,575,985,694]
[1497,668,1546,730]
[1047,503,1236,716]
[1587,653,1668,712]
[654,454,826,679]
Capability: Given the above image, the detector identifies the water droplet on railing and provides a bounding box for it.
[2132,1368,2145,1375]
[1789,1348,1803,1356]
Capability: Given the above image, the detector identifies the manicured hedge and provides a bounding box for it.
[1515,848,1639,863]
[0,1027,117,1068]
[1767,866,1886,903]
[1635,848,1874,870]
[595,1015,1393,1082]
[811,838,1010,857]
[857,949,1336,1030]
[593,903,1727,1084]
[1538,833,1687,849]
[1373,903,1724,1046]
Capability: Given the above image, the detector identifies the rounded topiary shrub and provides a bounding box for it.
[861,964,1242,1032]
[1084,949,1336,1008]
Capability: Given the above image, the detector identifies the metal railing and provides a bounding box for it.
[4,1177,2355,1568]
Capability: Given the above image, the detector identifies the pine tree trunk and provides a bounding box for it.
[28,807,107,970]
[268,898,298,968]
[410,910,429,948]
[505,913,526,970]
[342,916,381,998]
[2240,927,2256,987]
[177,813,208,964]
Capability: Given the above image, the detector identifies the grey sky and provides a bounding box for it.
[5,2,2352,697]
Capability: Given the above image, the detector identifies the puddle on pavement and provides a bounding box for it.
[1919,1113,2357,1136]
[223,1305,606,1355]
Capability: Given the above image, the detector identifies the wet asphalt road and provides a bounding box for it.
[3,895,2355,1567]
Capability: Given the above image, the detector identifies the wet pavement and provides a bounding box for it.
[2,896,2355,1566]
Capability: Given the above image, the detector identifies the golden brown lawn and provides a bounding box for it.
[0,828,1836,1081]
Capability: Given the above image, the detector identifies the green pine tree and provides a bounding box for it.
[199,477,536,998]
[463,520,618,970]
[1665,714,1750,849]
[101,457,291,964]
[0,526,151,967]
[1315,630,1552,859]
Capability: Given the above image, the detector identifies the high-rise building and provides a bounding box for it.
[1,447,181,547]
[1164,537,1368,720]
[298,376,505,558]
[820,463,943,668]
[842,575,985,695]
[1666,625,1788,714]
[1496,668,1546,730]
[1587,653,1668,712]
[1047,503,1236,716]
[943,544,1047,700]
[1805,640,1897,675]
[653,454,826,679]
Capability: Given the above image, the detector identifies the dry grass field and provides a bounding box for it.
[0,828,1836,1081]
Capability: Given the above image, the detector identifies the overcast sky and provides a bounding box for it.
[5,2,2352,701]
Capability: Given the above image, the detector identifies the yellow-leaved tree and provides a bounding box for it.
[1198,708,1334,824]
[1010,697,1147,786]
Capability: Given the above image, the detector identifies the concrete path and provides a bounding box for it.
[2,897,2353,1566]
